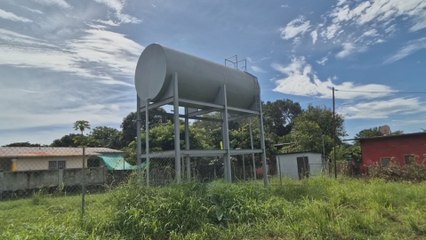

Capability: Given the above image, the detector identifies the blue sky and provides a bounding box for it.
[0,0,425,146]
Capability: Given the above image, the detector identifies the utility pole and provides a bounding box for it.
[332,87,337,179]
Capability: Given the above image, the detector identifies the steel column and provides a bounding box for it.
[222,85,232,182]
[249,119,256,180]
[136,96,142,167]
[173,73,182,183]
[242,154,246,180]
[259,103,269,187]
[184,107,191,181]
[145,98,150,186]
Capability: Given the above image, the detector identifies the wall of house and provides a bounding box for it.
[14,156,86,171]
[361,134,426,167]
[276,153,323,179]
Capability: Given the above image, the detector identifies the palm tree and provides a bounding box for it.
[73,120,91,135]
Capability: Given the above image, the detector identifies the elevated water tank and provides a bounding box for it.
[135,44,260,110]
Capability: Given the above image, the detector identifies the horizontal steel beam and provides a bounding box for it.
[140,149,263,159]
[139,97,173,112]
[180,98,225,110]
[227,106,260,115]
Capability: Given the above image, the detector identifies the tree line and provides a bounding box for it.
[4,99,397,163]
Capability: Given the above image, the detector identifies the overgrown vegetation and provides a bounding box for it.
[369,161,426,182]
[1,177,425,239]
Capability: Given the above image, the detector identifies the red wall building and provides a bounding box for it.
[360,132,426,169]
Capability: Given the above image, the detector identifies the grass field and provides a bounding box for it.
[1,177,425,239]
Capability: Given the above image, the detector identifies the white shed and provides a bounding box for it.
[276,152,323,179]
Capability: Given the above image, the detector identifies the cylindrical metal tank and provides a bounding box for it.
[135,44,259,110]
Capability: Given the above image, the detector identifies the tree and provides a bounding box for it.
[123,121,210,164]
[354,126,403,146]
[355,127,383,140]
[290,119,323,152]
[121,109,170,148]
[3,142,43,147]
[290,105,345,155]
[87,126,122,149]
[263,99,302,137]
[51,134,81,147]
[73,120,91,135]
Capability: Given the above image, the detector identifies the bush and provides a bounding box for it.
[369,161,426,182]
[109,180,270,239]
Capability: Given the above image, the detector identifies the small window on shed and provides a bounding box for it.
[404,155,416,165]
[380,157,391,167]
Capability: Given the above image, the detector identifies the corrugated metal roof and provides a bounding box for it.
[0,147,122,158]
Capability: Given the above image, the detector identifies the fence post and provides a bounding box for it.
[81,146,86,219]
[0,171,3,200]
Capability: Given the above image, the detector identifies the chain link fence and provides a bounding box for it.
[143,154,265,186]
[0,147,267,200]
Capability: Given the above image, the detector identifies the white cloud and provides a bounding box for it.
[0,28,56,47]
[68,28,143,75]
[310,30,318,44]
[94,0,141,24]
[280,16,311,40]
[316,56,328,65]
[0,27,143,83]
[384,37,426,64]
[250,65,266,73]
[362,29,378,37]
[323,23,340,40]
[339,97,426,119]
[336,43,355,58]
[335,42,367,58]
[356,0,425,30]
[272,57,394,99]
[31,0,71,8]
[0,8,32,22]
[282,0,426,58]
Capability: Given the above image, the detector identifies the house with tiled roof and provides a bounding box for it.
[0,147,135,172]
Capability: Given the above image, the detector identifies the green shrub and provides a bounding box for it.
[369,161,426,182]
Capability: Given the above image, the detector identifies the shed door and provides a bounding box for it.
[297,156,310,179]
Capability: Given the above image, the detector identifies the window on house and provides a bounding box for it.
[57,161,66,169]
[87,157,101,168]
[48,160,66,170]
[404,155,415,165]
[380,157,391,167]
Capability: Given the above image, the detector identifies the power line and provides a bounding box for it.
[335,89,426,94]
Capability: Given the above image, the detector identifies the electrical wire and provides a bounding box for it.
[335,89,426,94]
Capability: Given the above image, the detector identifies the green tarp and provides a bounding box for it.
[100,153,137,170]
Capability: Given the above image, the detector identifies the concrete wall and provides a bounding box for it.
[276,153,323,179]
[0,167,106,191]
